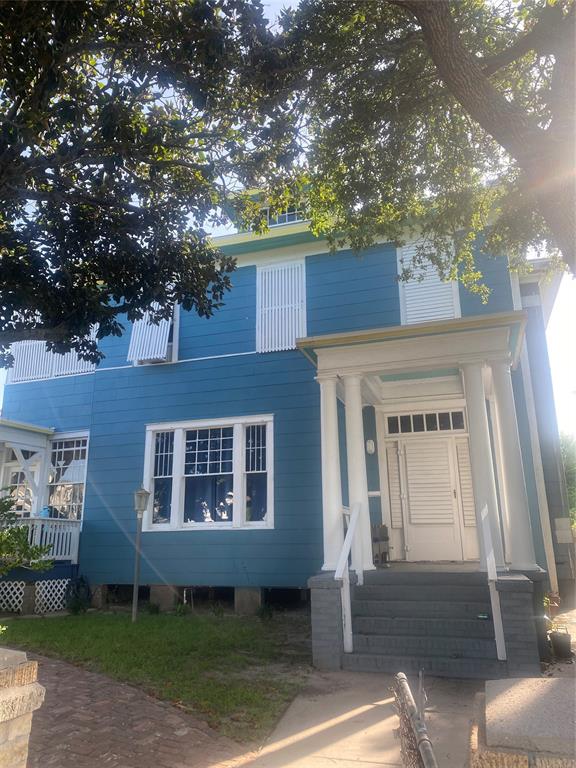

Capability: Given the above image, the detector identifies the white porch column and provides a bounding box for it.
[491,361,538,570]
[343,374,375,572]
[462,363,506,571]
[319,375,344,570]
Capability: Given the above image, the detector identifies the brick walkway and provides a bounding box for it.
[28,655,249,768]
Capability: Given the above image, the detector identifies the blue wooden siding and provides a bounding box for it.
[2,374,94,432]
[307,244,400,335]
[459,250,513,316]
[81,351,321,588]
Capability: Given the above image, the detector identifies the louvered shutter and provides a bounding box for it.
[404,439,454,525]
[256,261,306,353]
[10,342,54,382]
[385,443,404,529]
[400,241,459,324]
[455,438,476,526]
[10,336,97,382]
[127,306,171,362]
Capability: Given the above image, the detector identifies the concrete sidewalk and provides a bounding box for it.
[229,671,483,768]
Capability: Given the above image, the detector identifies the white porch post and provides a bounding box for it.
[462,363,506,571]
[343,374,375,572]
[491,361,538,570]
[319,375,344,570]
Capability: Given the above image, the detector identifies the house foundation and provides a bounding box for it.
[234,587,262,615]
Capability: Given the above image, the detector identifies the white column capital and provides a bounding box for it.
[342,373,363,388]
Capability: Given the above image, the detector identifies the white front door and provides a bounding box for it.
[384,435,478,561]
[402,438,463,561]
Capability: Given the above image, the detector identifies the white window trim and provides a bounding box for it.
[143,415,274,532]
[397,245,461,326]
[43,431,90,524]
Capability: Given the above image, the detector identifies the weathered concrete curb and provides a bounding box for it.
[470,692,576,768]
[0,649,45,768]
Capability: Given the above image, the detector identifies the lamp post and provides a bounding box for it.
[132,486,150,623]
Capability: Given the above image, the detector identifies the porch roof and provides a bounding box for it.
[297,311,527,373]
[0,418,54,451]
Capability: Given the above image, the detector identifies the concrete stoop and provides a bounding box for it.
[470,680,576,768]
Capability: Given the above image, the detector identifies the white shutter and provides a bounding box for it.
[256,260,306,353]
[10,336,96,383]
[127,306,172,362]
[404,439,454,525]
[10,341,54,382]
[455,438,476,526]
[385,443,404,529]
[399,241,459,325]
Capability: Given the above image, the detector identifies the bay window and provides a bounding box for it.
[144,416,273,530]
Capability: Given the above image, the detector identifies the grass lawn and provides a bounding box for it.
[3,610,312,743]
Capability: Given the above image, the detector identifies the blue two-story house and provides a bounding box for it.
[1,214,573,676]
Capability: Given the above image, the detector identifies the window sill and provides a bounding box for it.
[144,521,272,532]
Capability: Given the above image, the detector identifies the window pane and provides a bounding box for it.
[412,414,425,432]
[246,425,266,472]
[246,474,267,522]
[425,413,438,431]
[48,438,88,518]
[438,412,451,430]
[184,474,233,523]
[400,415,412,433]
[152,477,172,525]
[48,483,84,520]
[154,431,174,477]
[451,411,465,430]
[388,416,399,434]
[185,427,233,476]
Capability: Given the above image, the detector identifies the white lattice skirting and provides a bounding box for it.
[0,581,26,613]
[35,579,70,614]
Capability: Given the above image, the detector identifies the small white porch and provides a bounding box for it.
[298,311,539,576]
[0,419,80,564]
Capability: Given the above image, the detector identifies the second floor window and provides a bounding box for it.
[8,338,97,383]
[256,260,306,353]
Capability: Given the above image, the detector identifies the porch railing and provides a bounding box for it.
[18,518,81,564]
[335,503,362,653]
[480,505,507,661]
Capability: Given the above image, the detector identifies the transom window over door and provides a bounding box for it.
[399,240,461,325]
[256,260,306,353]
[145,415,273,530]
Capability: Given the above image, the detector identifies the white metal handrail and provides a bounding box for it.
[480,505,506,661]
[335,503,362,654]
[18,518,81,564]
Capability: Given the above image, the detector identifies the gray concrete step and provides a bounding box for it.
[352,615,495,639]
[362,570,487,586]
[352,599,492,619]
[353,633,498,659]
[354,584,490,602]
[342,652,506,679]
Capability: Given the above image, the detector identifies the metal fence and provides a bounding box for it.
[393,672,438,768]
